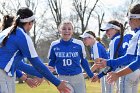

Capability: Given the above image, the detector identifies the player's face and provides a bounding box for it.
[26,20,35,32]
[129,18,140,30]
[106,28,117,39]
[83,37,92,46]
[60,24,73,41]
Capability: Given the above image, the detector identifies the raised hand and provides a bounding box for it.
[94,58,107,69]
[90,63,98,72]
[57,80,71,93]
[107,72,119,84]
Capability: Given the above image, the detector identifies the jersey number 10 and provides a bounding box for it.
[63,59,72,66]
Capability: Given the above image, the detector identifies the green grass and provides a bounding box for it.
[16,80,140,93]
[16,80,101,93]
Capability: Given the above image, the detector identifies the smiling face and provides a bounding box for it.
[83,37,96,46]
[59,22,73,41]
[129,18,140,30]
[106,28,118,39]
[83,37,92,46]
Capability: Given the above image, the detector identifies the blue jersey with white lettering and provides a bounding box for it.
[107,29,140,69]
[98,32,132,78]
[0,27,61,86]
[48,38,94,78]
[109,33,128,59]
[90,41,108,60]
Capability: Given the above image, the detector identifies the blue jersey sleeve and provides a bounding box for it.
[129,56,140,71]
[48,45,56,67]
[16,29,61,86]
[80,42,94,78]
[81,58,94,78]
[28,57,61,86]
[107,54,136,69]
[16,70,23,78]
[16,61,43,78]
[16,30,38,58]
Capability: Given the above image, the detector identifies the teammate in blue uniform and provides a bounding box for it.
[80,30,109,93]
[94,4,140,93]
[48,21,94,93]
[0,7,70,93]
[92,20,133,93]
[1,15,45,88]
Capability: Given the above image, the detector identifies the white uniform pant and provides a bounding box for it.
[0,69,15,93]
[101,75,113,93]
[58,73,86,93]
[119,69,140,93]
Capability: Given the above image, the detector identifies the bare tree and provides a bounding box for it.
[112,0,139,30]
[94,6,105,37]
[47,0,63,39]
[0,0,20,15]
[72,0,99,33]
[48,0,62,28]
[0,0,49,49]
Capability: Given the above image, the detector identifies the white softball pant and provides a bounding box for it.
[0,69,15,93]
[119,69,140,93]
[58,73,86,93]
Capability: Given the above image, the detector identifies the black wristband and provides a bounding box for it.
[102,66,112,75]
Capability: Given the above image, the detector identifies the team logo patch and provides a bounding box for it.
[54,47,60,51]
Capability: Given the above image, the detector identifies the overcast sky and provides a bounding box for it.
[0,0,137,37]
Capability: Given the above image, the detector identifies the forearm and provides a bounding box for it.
[81,59,94,78]
[107,54,135,69]
[16,61,43,78]
[116,67,133,77]
[28,57,61,86]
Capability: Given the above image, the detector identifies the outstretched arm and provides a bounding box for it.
[16,61,43,78]
[107,56,140,84]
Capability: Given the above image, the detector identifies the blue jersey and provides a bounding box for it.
[48,38,93,78]
[0,27,61,86]
[107,29,140,69]
[98,32,132,78]
[109,33,127,59]
[90,41,108,60]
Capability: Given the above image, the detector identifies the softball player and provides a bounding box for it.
[0,7,70,93]
[80,30,109,93]
[95,4,140,93]
[95,20,131,93]
[48,21,94,93]
[0,15,53,88]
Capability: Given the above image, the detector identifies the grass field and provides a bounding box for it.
[16,80,101,93]
[16,80,140,93]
